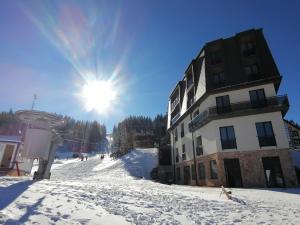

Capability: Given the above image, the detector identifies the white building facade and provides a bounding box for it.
[167,29,297,188]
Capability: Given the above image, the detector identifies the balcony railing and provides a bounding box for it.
[189,95,289,132]
[171,113,180,126]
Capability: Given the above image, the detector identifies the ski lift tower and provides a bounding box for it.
[16,110,65,180]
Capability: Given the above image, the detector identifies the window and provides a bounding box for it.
[187,75,193,89]
[245,64,259,80]
[216,95,231,114]
[175,128,178,142]
[249,89,267,108]
[256,122,277,147]
[176,167,181,181]
[220,126,237,149]
[210,160,218,179]
[210,51,222,65]
[194,110,199,118]
[241,42,256,56]
[182,144,186,161]
[191,164,196,180]
[213,72,225,88]
[195,136,203,156]
[187,90,195,108]
[181,123,185,137]
[175,148,179,163]
[198,163,205,180]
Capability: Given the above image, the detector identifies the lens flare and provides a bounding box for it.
[80,79,118,113]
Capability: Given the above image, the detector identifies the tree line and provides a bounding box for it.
[112,114,170,156]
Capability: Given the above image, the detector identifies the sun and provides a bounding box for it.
[80,79,118,113]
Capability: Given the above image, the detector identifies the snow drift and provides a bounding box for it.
[93,148,158,179]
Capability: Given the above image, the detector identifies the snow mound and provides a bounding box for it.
[93,148,158,179]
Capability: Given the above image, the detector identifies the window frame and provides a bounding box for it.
[195,136,203,156]
[216,95,231,114]
[245,64,259,79]
[213,72,226,88]
[219,126,237,149]
[182,144,186,161]
[255,121,277,147]
[241,41,256,56]
[249,89,267,108]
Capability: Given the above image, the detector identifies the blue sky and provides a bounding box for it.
[0,0,299,132]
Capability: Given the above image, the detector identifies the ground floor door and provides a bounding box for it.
[262,157,285,188]
[224,158,243,187]
[1,144,14,168]
[183,165,191,185]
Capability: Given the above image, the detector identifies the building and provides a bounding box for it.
[0,135,21,175]
[284,119,300,149]
[167,28,297,188]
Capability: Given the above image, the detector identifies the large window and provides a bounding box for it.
[216,95,231,114]
[191,164,196,180]
[176,167,181,181]
[195,136,203,156]
[175,148,179,163]
[182,144,186,161]
[256,122,277,147]
[213,72,225,88]
[241,42,256,56]
[181,123,185,137]
[245,64,259,80]
[220,126,237,149]
[249,89,267,108]
[198,163,205,180]
[175,128,178,142]
[187,90,195,109]
[210,160,218,179]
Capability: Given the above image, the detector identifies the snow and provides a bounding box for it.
[1,148,300,225]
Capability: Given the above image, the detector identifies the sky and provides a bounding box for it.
[0,0,299,132]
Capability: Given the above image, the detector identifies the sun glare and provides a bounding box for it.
[80,79,117,113]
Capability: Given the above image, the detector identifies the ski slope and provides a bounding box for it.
[1,148,300,225]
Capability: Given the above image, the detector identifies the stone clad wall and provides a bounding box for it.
[175,149,298,188]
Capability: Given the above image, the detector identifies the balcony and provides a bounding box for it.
[171,113,180,126]
[189,95,289,132]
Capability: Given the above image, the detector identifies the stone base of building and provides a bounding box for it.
[175,149,298,188]
[157,165,173,184]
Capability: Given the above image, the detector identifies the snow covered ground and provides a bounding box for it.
[1,148,300,225]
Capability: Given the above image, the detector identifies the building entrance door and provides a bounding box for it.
[1,144,14,168]
[224,158,243,187]
[183,165,191,185]
[262,157,285,188]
